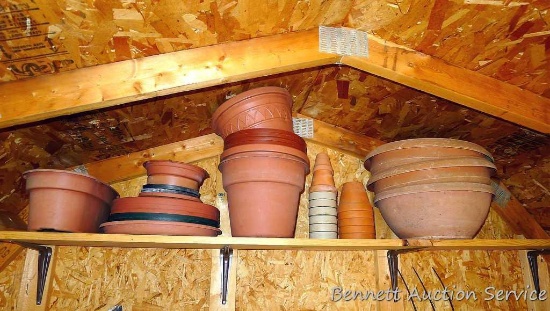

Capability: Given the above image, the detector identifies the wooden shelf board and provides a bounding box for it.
[0,232,549,251]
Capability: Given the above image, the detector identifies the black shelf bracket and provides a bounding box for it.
[15,242,53,305]
[527,250,550,294]
[387,249,422,291]
[220,245,233,305]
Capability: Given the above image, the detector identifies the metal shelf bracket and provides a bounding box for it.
[387,249,422,291]
[527,250,550,294]
[16,242,53,305]
[220,245,233,305]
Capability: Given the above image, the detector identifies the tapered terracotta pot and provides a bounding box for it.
[310,153,337,193]
[364,138,494,174]
[367,157,496,192]
[143,160,209,190]
[219,149,309,237]
[24,169,119,233]
[375,182,494,239]
[339,232,373,239]
[339,182,370,204]
[211,87,294,138]
[338,225,375,234]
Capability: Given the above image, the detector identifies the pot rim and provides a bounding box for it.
[143,160,209,179]
[111,196,220,218]
[100,220,222,235]
[374,182,495,203]
[23,169,119,197]
[211,87,292,131]
[366,156,496,187]
[364,138,494,164]
[221,143,308,162]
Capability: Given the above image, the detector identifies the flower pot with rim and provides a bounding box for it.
[143,160,209,191]
[24,169,119,233]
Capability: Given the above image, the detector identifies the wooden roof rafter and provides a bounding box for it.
[0,29,548,133]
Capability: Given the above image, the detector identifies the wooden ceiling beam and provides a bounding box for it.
[341,37,550,134]
[0,30,338,129]
[1,29,548,133]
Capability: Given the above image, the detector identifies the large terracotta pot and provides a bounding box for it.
[211,87,294,138]
[367,157,496,192]
[110,196,220,221]
[24,169,119,233]
[374,182,494,239]
[364,138,494,174]
[219,150,309,237]
[101,220,221,236]
[221,144,309,167]
[143,160,209,190]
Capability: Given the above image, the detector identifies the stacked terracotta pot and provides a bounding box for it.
[308,153,338,239]
[337,182,376,239]
[100,160,221,236]
[364,138,496,239]
[212,87,310,237]
[24,169,119,233]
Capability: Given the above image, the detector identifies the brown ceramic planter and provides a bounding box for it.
[338,217,374,226]
[338,225,376,236]
[221,144,309,170]
[337,202,374,212]
[101,220,221,236]
[338,210,375,219]
[367,157,496,192]
[24,169,119,233]
[111,197,220,221]
[211,87,294,138]
[374,182,494,239]
[219,150,309,237]
[339,182,369,204]
[143,160,209,190]
[364,138,494,174]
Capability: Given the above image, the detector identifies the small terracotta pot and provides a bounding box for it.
[101,220,221,236]
[309,207,338,216]
[364,138,494,174]
[211,87,294,138]
[224,128,307,153]
[339,232,374,239]
[367,157,496,192]
[219,150,309,237]
[338,217,374,226]
[339,182,370,204]
[24,169,119,233]
[375,182,494,239]
[337,202,374,212]
[111,197,220,221]
[338,225,376,234]
[313,153,334,172]
[338,210,375,219]
[144,160,209,190]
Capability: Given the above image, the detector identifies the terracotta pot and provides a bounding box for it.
[338,217,374,226]
[364,138,494,173]
[337,202,374,212]
[224,129,307,153]
[219,150,309,237]
[374,182,494,239]
[339,182,369,204]
[101,220,221,236]
[313,153,334,172]
[107,212,219,227]
[24,169,119,233]
[338,210,375,219]
[338,225,376,234]
[211,87,294,138]
[339,232,374,239]
[367,157,496,192]
[144,160,209,190]
[309,207,338,216]
[141,184,200,198]
[111,197,220,221]
[310,231,338,239]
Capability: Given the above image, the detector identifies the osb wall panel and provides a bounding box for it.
[0,250,25,310]
[46,157,220,311]
[346,0,550,98]
[0,0,351,82]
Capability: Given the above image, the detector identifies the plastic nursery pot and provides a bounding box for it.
[364,138,494,174]
[24,169,119,233]
[143,160,209,190]
[374,182,494,239]
[110,196,220,221]
[219,150,309,237]
[101,220,221,236]
[366,157,496,192]
[211,86,294,139]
